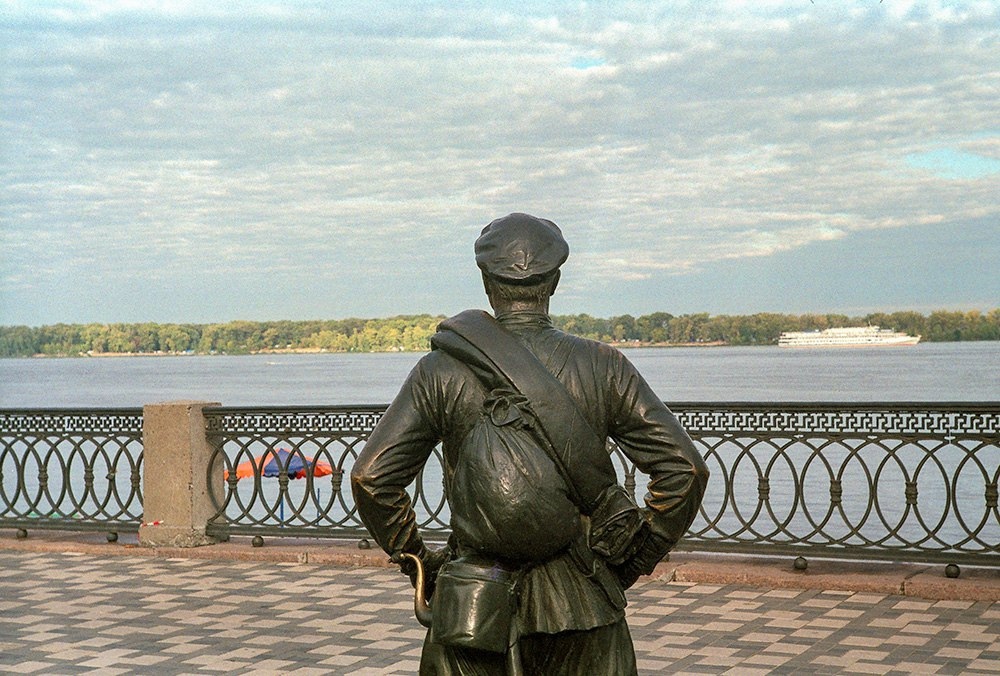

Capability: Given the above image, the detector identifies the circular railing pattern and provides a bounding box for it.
[199,403,999,564]
[0,409,144,531]
[3,404,996,565]
[677,404,999,563]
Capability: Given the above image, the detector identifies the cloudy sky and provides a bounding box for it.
[1,0,997,327]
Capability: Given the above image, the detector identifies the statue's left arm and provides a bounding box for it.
[607,352,710,570]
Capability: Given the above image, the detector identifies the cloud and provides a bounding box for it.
[961,134,1000,159]
[2,1,998,323]
[570,221,850,282]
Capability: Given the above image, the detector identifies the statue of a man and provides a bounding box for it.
[352,213,709,675]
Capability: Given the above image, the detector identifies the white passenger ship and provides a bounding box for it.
[778,326,921,348]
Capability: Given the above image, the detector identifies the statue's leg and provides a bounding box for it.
[518,619,637,676]
[418,628,507,676]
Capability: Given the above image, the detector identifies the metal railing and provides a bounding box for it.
[676,403,999,565]
[204,406,386,540]
[201,403,999,566]
[0,408,144,533]
[2,403,998,566]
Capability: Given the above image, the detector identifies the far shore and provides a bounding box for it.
[22,340,733,359]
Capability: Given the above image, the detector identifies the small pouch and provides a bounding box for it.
[431,556,518,654]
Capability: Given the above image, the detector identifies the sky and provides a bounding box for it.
[1,0,998,327]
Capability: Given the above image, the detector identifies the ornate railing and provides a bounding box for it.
[202,403,1000,566]
[2,404,998,566]
[676,403,999,564]
[204,406,386,540]
[0,409,144,533]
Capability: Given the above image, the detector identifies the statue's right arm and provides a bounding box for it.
[350,359,440,563]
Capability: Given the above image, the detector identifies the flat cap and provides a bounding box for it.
[474,213,569,284]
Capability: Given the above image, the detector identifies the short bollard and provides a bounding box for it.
[793,556,808,571]
[945,563,961,578]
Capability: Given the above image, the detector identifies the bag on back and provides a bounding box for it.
[448,387,580,562]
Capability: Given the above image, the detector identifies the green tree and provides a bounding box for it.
[0,326,39,356]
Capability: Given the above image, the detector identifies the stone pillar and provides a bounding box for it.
[139,401,222,547]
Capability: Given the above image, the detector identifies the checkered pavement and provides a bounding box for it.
[1,551,998,674]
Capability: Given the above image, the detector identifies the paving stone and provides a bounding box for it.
[1,550,998,674]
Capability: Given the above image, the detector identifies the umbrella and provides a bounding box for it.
[226,447,333,482]
[224,447,334,524]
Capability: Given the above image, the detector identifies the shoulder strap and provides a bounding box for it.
[430,309,615,514]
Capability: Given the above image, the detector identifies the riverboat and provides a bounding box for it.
[778,326,921,348]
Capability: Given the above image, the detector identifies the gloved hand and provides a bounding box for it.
[590,485,649,566]
[609,532,670,589]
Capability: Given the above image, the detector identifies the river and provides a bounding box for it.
[0,341,997,408]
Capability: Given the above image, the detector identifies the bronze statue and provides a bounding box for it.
[352,213,709,675]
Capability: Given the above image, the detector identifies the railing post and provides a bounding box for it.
[139,401,222,547]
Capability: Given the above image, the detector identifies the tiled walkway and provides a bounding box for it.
[1,551,999,675]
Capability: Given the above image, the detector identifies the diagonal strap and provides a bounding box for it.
[431,310,616,514]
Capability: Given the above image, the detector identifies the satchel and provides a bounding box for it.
[431,556,519,654]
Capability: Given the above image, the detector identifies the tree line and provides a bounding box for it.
[0,309,997,357]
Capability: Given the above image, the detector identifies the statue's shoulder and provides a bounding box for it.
[415,347,466,374]
[417,347,500,396]
[536,328,630,380]
[547,327,623,359]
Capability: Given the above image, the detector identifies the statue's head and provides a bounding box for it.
[475,213,568,310]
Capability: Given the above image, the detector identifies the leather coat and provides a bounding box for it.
[351,310,709,635]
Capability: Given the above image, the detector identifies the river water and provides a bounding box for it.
[0,341,997,407]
